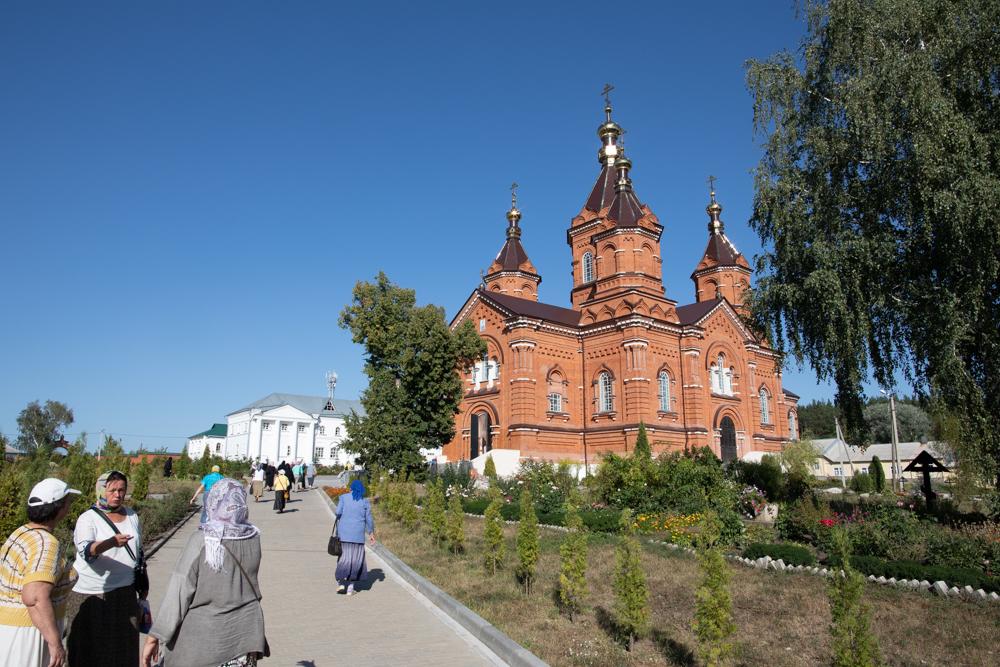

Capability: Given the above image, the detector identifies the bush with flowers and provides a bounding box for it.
[736,486,768,518]
[634,512,702,545]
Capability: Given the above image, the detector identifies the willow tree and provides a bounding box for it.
[744,0,1000,488]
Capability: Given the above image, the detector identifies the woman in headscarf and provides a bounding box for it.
[272,467,290,513]
[334,479,374,596]
[68,470,145,667]
[142,478,268,667]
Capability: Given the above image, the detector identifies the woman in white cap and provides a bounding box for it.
[0,478,80,667]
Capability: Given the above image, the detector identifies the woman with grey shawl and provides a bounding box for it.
[142,479,269,667]
[334,479,375,596]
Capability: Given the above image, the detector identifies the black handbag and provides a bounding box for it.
[328,518,342,557]
[90,508,149,595]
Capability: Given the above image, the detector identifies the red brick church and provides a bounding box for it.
[442,100,799,470]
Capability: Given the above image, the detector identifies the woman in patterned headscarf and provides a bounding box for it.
[68,470,146,667]
[142,479,269,667]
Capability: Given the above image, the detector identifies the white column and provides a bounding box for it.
[293,422,300,462]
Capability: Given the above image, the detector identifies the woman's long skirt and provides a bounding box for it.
[252,480,263,500]
[264,473,274,489]
[67,586,140,667]
[273,489,286,512]
[335,541,368,582]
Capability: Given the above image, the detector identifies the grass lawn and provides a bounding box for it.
[373,505,1000,666]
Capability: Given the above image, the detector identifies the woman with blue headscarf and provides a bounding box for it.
[334,480,374,595]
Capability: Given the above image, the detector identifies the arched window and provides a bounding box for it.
[759,389,770,424]
[599,372,613,412]
[710,363,720,393]
[582,251,594,283]
[788,410,797,440]
[548,393,562,412]
[658,371,671,412]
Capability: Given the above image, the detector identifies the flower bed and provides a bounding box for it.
[323,486,350,501]
[634,512,703,543]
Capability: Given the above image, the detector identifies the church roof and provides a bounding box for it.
[584,163,617,213]
[606,189,645,227]
[492,236,536,273]
[478,289,582,327]
[189,423,227,439]
[784,389,801,400]
[700,230,743,266]
[675,298,723,325]
[230,392,365,419]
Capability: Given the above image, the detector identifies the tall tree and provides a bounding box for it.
[862,402,931,443]
[744,0,1000,488]
[339,272,486,473]
[15,400,74,456]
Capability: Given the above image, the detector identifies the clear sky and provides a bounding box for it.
[1,1,854,453]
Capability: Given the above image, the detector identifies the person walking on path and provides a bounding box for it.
[163,457,173,478]
[251,465,265,503]
[0,478,80,667]
[142,478,268,667]
[68,470,147,667]
[292,462,302,493]
[273,469,290,513]
[307,462,317,489]
[264,461,275,491]
[334,479,374,596]
[191,465,224,523]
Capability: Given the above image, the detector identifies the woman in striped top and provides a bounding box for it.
[0,478,80,667]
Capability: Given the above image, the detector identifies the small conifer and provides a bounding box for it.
[132,455,150,502]
[870,455,886,494]
[483,487,506,574]
[633,421,652,463]
[691,515,736,667]
[516,491,540,594]
[423,480,448,546]
[446,493,465,555]
[827,528,884,667]
[483,454,497,479]
[175,447,189,479]
[558,496,588,621]
[613,509,649,652]
[401,481,419,531]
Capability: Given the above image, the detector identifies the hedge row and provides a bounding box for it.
[743,543,815,567]
[461,499,621,533]
[825,554,1000,595]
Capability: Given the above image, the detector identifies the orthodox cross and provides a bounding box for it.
[706,174,717,192]
[602,83,614,105]
[510,181,518,205]
[619,129,628,151]
[479,269,486,288]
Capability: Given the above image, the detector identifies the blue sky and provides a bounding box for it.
[1,1,855,453]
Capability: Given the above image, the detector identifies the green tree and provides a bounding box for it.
[195,445,211,479]
[15,400,74,456]
[483,487,505,574]
[862,402,931,444]
[744,0,1000,487]
[870,455,886,494]
[558,497,588,622]
[132,455,151,502]
[796,400,841,439]
[0,465,25,541]
[401,481,419,531]
[633,421,652,463]
[99,435,132,478]
[827,528,885,666]
[65,434,98,527]
[175,448,190,480]
[483,454,497,480]
[613,509,649,652]
[422,480,447,547]
[446,493,465,555]
[515,491,540,595]
[692,523,737,667]
[338,272,486,474]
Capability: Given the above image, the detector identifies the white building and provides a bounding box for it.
[222,392,364,466]
[187,424,228,459]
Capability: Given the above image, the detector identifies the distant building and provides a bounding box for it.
[4,443,19,462]
[812,438,952,485]
[223,393,365,466]
[186,424,228,460]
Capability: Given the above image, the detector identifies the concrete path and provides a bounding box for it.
[142,478,506,667]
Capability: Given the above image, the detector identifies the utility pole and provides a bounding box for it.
[889,394,901,493]
[99,429,105,461]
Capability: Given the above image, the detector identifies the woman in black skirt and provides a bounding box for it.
[273,469,289,513]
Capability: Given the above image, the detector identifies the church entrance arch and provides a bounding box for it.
[720,417,737,462]
[470,412,492,459]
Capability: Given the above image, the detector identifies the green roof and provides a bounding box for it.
[189,423,228,439]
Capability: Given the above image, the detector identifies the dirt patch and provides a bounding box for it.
[373,506,1000,666]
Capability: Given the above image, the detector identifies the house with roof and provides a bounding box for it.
[442,99,799,474]
[811,437,953,486]
[221,392,365,466]
[186,424,228,460]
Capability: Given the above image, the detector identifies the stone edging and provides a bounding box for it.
[645,539,1000,604]
[319,491,549,667]
[146,506,199,559]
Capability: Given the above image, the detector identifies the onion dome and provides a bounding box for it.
[707,188,724,233]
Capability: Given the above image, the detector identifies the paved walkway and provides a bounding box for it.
[142,478,505,667]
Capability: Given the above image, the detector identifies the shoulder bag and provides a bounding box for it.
[221,543,270,659]
[89,507,149,595]
[328,517,342,557]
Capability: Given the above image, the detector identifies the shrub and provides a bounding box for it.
[923,530,986,571]
[692,543,736,667]
[743,543,815,566]
[849,472,874,494]
[825,554,1000,594]
[483,488,505,574]
[446,493,465,554]
[613,509,649,652]
[775,498,834,542]
[0,466,25,542]
[483,455,497,480]
[870,456,885,493]
[516,491,540,594]
[826,528,884,667]
[422,480,447,547]
[728,455,783,504]
[558,499,588,621]
[401,482,419,531]
[736,485,768,518]
[132,456,151,502]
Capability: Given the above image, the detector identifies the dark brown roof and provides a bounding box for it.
[478,289,582,327]
[674,298,722,325]
[606,189,644,227]
[783,389,801,400]
[701,231,742,266]
[492,237,536,274]
[584,164,617,213]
